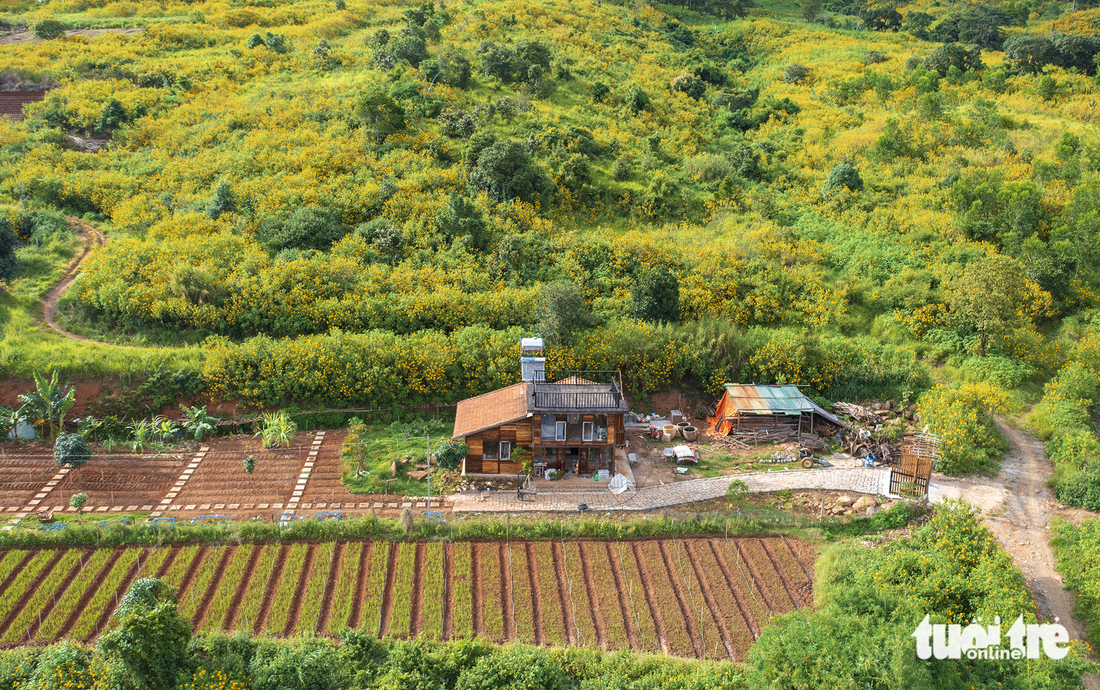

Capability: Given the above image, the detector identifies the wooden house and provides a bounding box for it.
[707,384,844,444]
[451,348,628,475]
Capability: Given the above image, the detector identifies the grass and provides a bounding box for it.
[340,420,453,497]
[0,216,203,382]
[69,547,142,638]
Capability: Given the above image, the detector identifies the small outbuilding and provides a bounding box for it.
[706,383,845,444]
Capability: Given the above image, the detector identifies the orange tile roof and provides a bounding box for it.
[452,382,530,439]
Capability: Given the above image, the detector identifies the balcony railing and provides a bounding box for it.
[531,370,623,411]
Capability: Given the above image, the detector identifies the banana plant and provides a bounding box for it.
[17,370,76,441]
[128,418,155,452]
[181,405,219,440]
[153,416,179,443]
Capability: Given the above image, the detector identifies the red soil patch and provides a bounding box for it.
[0,537,817,657]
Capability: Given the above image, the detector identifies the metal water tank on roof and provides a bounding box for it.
[521,337,544,353]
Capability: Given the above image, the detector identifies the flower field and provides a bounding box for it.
[0,538,815,659]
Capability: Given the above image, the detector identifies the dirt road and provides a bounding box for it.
[931,420,1098,687]
[42,218,104,341]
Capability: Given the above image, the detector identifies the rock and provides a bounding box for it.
[831,505,845,515]
[837,495,856,507]
[853,495,875,511]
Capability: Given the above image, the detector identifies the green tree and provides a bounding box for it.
[943,255,1031,357]
[69,492,88,515]
[436,194,488,251]
[631,266,681,323]
[356,91,407,143]
[536,280,591,345]
[95,98,127,132]
[260,205,347,252]
[0,219,18,282]
[96,578,191,690]
[470,140,548,203]
[206,179,236,220]
[17,370,75,441]
[924,43,984,76]
[801,0,822,22]
[1003,34,1053,75]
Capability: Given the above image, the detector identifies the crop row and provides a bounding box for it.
[560,542,597,648]
[387,543,416,637]
[326,542,361,634]
[295,542,336,636]
[360,542,390,636]
[2,550,82,643]
[0,539,814,658]
[36,549,114,640]
[450,543,473,639]
[234,544,280,633]
[265,543,309,635]
[420,544,444,640]
[531,543,566,646]
[199,545,254,634]
[476,544,504,641]
[0,550,56,633]
[508,545,535,644]
[70,548,143,639]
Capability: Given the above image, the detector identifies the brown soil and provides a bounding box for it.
[49,454,189,509]
[154,546,180,578]
[347,541,372,630]
[43,219,104,343]
[632,542,674,655]
[377,541,399,636]
[57,548,120,638]
[1,537,818,657]
[681,540,736,661]
[282,544,315,636]
[0,28,143,46]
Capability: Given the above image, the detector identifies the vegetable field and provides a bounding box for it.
[0,537,814,659]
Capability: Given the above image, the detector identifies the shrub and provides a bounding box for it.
[631,267,681,323]
[434,440,468,470]
[54,433,91,469]
[822,162,863,195]
[33,19,65,40]
[783,63,810,84]
[917,382,1009,475]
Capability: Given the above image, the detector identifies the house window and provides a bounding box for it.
[582,421,594,442]
[555,421,566,441]
[500,441,511,461]
[541,414,557,439]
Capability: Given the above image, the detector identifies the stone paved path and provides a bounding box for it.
[452,466,893,513]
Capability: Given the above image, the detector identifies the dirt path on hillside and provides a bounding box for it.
[931,420,1098,687]
[42,218,104,341]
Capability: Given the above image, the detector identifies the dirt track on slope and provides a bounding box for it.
[932,420,1099,688]
[42,218,105,341]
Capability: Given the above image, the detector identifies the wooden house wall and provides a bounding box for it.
[462,413,625,474]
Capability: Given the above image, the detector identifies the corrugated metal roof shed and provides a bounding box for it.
[722,384,812,416]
